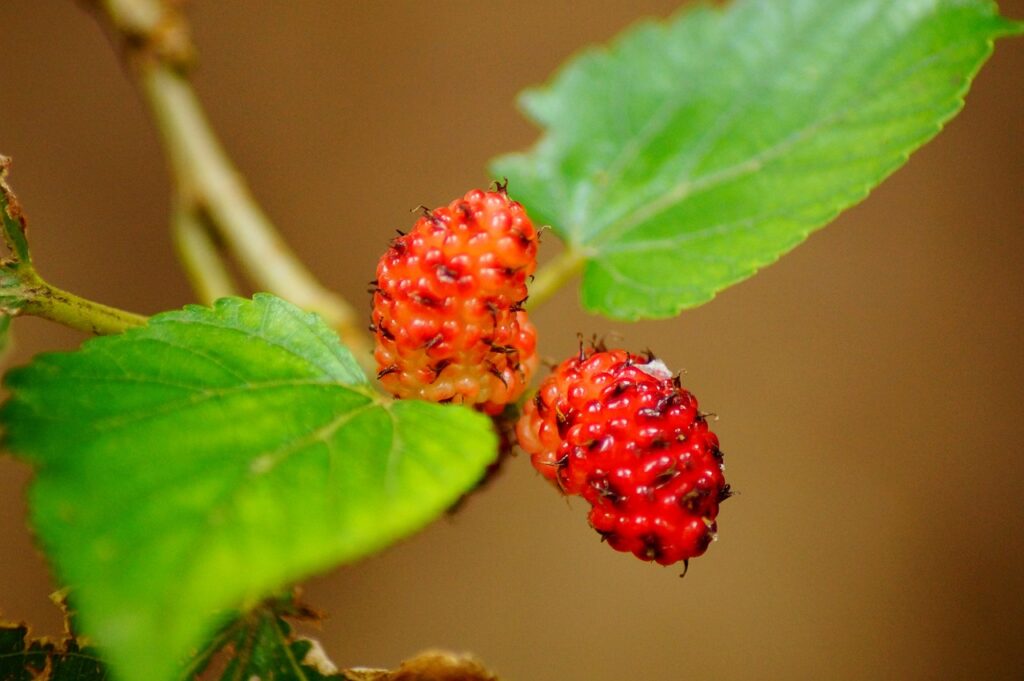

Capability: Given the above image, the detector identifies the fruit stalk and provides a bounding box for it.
[524,247,586,312]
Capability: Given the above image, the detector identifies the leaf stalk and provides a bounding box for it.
[16,267,149,336]
[526,248,587,311]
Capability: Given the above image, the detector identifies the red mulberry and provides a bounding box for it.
[517,347,729,567]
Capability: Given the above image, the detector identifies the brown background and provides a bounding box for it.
[1,2,1022,679]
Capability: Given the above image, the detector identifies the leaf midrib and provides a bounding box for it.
[577,0,839,243]
[579,3,974,253]
[22,377,363,434]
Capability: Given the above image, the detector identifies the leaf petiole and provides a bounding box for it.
[16,269,149,336]
[0,155,148,336]
[525,247,587,312]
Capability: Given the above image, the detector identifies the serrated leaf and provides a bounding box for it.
[492,0,1021,319]
[0,623,48,681]
[192,602,348,675]
[1,294,497,681]
[0,622,110,681]
[186,602,500,681]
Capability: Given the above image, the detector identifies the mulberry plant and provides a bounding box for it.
[0,1,1020,681]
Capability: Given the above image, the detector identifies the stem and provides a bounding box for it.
[526,248,587,311]
[138,63,370,358]
[101,0,161,31]
[19,270,148,335]
[94,0,193,66]
[87,0,373,361]
[172,204,238,304]
[3,154,147,336]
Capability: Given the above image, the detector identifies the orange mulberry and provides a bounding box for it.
[372,188,538,414]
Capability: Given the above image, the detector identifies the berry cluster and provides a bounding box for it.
[371,188,729,567]
[516,347,729,567]
[371,188,538,414]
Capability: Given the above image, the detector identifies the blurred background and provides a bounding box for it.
[1,1,1022,679]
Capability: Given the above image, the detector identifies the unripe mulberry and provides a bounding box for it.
[516,347,729,567]
[372,188,539,414]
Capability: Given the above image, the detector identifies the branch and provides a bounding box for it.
[172,203,238,304]
[86,0,373,363]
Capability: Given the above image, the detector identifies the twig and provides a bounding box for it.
[172,203,238,304]
[86,0,373,363]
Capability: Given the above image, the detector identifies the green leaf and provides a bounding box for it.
[0,622,110,681]
[0,623,48,681]
[493,0,1022,319]
[197,605,344,681]
[187,601,501,681]
[2,294,497,681]
[0,314,13,363]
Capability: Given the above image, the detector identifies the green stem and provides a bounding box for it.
[19,270,148,335]
[138,63,371,358]
[87,0,372,360]
[172,204,239,304]
[526,248,586,311]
